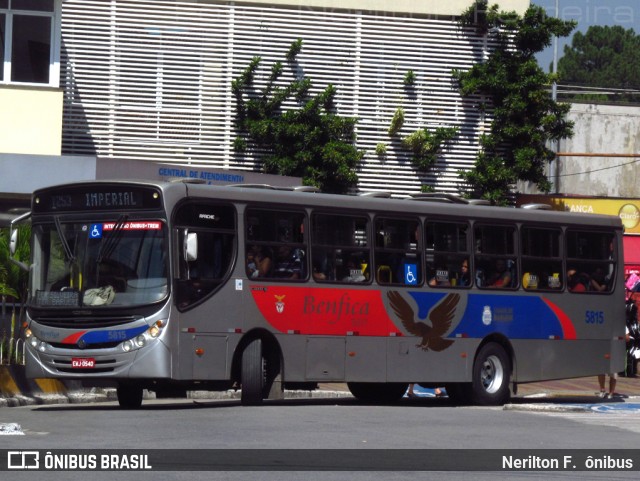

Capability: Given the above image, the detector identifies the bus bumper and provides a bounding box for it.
[25,338,172,380]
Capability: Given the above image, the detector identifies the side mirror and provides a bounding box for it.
[184,231,198,262]
[9,227,18,256]
[9,211,31,272]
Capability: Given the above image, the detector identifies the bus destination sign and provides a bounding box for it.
[34,185,163,213]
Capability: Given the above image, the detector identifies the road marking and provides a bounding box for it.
[0,423,25,435]
[529,407,640,434]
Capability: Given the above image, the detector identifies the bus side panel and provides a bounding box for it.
[385,337,473,383]
[276,334,308,382]
[511,339,626,383]
[345,337,387,382]
[305,337,346,381]
[191,334,229,380]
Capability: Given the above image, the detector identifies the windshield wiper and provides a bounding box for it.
[96,215,129,266]
[54,216,76,264]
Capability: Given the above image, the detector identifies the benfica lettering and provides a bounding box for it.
[303,293,370,323]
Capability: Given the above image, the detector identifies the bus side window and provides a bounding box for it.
[521,226,562,291]
[245,208,307,281]
[425,220,469,289]
[473,224,517,289]
[174,202,236,310]
[566,230,616,293]
[373,217,421,286]
[312,213,370,284]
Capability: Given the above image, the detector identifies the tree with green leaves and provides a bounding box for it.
[454,1,576,204]
[558,25,640,102]
[0,225,30,360]
[0,226,29,304]
[232,39,362,194]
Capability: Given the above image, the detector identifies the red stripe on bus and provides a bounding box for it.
[541,298,577,340]
[61,331,87,345]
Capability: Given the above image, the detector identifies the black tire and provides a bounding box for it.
[471,342,511,406]
[241,338,265,406]
[347,382,408,404]
[116,384,143,409]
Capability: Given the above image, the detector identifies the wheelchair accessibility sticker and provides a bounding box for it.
[590,403,640,413]
[89,224,103,239]
[405,264,418,285]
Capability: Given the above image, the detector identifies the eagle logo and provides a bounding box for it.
[388,291,459,351]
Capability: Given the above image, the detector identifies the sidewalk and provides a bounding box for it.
[322,376,640,400]
[515,375,640,399]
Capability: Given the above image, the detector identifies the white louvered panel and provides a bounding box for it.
[61,0,493,192]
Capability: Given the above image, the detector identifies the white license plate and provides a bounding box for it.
[71,358,96,369]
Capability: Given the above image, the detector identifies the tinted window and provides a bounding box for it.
[566,230,615,293]
[174,202,236,309]
[312,213,369,283]
[374,217,421,286]
[521,227,562,291]
[245,209,306,280]
[425,221,470,288]
[474,224,517,289]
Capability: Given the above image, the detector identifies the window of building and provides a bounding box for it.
[521,227,562,291]
[425,221,470,288]
[311,213,369,283]
[374,217,421,286]
[0,0,59,85]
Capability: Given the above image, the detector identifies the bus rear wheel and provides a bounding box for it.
[117,383,143,409]
[347,382,408,404]
[241,338,265,406]
[471,342,511,406]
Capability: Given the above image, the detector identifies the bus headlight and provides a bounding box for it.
[25,328,37,347]
[120,320,166,352]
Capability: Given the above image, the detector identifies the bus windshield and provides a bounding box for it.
[31,219,168,308]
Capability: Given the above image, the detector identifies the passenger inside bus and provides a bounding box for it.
[486,259,513,288]
[246,245,272,278]
[567,269,589,292]
[311,254,329,281]
[589,267,608,292]
[273,244,304,279]
[457,259,470,286]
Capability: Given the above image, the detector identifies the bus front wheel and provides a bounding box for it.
[471,342,511,406]
[241,338,265,406]
[117,383,143,409]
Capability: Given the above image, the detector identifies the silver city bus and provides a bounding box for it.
[10,181,625,407]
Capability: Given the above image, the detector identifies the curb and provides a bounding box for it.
[1,365,72,403]
[1,365,356,407]
[0,388,354,408]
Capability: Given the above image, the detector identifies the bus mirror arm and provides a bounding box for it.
[184,231,198,262]
[9,211,31,272]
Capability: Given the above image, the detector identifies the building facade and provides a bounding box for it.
[0,0,530,219]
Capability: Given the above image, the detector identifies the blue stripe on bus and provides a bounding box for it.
[408,292,566,340]
[78,326,149,345]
